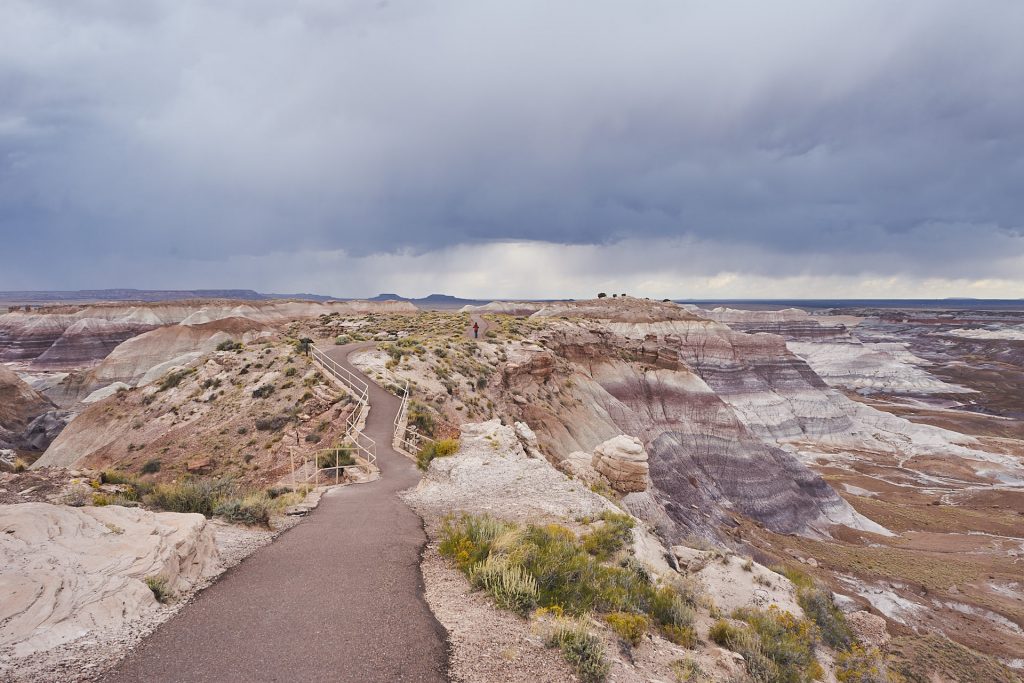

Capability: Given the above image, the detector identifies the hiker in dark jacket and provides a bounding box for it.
[472,321,479,338]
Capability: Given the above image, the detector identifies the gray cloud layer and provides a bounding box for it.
[1,1,1023,293]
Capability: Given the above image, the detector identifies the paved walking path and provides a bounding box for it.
[466,314,489,340]
[104,343,448,683]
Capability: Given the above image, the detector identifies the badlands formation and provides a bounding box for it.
[1,295,1022,682]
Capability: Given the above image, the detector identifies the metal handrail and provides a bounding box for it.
[382,368,435,457]
[301,344,379,481]
[311,346,369,403]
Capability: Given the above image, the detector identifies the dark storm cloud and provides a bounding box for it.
[1,0,1023,288]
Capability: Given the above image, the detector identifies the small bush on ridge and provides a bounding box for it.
[213,493,272,527]
[140,459,161,474]
[416,438,460,470]
[605,611,648,646]
[582,511,634,560]
[546,621,610,683]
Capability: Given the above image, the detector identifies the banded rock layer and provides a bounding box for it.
[500,320,875,541]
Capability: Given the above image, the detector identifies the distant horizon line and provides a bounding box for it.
[1,288,1023,304]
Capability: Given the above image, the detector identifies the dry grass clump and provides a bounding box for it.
[416,438,459,470]
[145,575,173,603]
[143,478,235,517]
[605,611,648,646]
[468,555,539,614]
[545,620,610,683]
[157,368,194,392]
[212,493,273,526]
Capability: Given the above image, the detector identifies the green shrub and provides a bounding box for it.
[100,469,134,485]
[140,459,161,475]
[713,607,823,683]
[251,384,274,399]
[416,438,460,470]
[304,432,322,443]
[605,611,648,646]
[662,624,698,648]
[469,555,539,614]
[317,446,354,470]
[407,402,436,436]
[582,511,635,560]
[439,514,516,571]
[255,415,290,431]
[145,576,173,603]
[265,486,292,499]
[546,622,610,683]
[143,478,234,517]
[158,368,192,392]
[213,493,272,527]
[798,586,853,650]
[216,340,242,352]
[649,584,696,628]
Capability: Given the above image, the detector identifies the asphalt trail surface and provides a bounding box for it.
[466,314,489,340]
[104,343,448,683]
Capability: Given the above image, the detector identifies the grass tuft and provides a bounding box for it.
[581,511,634,560]
[213,493,272,526]
[605,611,648,646]
[145,575,173,603]
[140,459,161,474]
[416,438,460,470]
[469,555,538,614]
[546,621,610,683]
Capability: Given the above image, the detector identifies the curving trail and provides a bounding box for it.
[465,314,489,340]
[103,343,448,683]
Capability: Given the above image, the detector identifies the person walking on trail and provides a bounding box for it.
[472,321,480,338]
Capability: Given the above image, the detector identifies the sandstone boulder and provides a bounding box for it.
[0,502,219,655]
[591,435,649,493]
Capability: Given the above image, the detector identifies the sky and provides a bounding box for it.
[1,1,1023,299]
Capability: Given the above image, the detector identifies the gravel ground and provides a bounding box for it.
[0,492,315,683]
